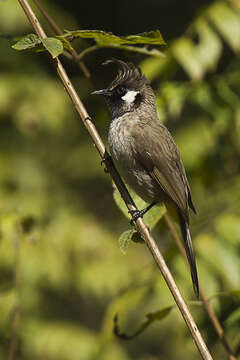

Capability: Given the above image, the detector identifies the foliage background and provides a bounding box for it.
[0,0,240,359]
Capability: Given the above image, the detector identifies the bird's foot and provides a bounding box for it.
[101,156,109,173]
[129,209,145,225]
[129,202,157,225]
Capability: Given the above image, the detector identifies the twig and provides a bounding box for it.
[8,306,19,360]
[32,0,91,78]
[8,223,21,360]
[76,45,100,61]
[76,43,166,62]
[17,1,213,359]
[32,0,62,35]
[164,213,237,360]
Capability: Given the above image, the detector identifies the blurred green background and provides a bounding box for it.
[0,0,240,359]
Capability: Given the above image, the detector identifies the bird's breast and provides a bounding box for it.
[108,115,135,166]
[108,115,164,203]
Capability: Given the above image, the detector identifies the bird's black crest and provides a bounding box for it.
[102,59,148,90]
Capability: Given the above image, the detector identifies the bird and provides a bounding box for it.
[92,59,199,297]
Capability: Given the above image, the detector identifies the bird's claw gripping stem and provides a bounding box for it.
[129,209,145,225]
[101,157,109,173]
[129,202,156,225]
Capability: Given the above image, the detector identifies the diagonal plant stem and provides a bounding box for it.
[17,1,213,359]
[32,0,91,78]
[163,213,237,360]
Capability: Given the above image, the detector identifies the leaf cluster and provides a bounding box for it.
[12,29,166,59]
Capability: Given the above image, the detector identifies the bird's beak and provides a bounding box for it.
[91,89,111,96]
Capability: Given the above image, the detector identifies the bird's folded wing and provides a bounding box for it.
[133,122,189,214]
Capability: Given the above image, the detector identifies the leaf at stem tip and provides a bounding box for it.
[41,37,64,58]
[114,305,173,340]
[65,29,166,46]
[12,30,166,59]
[12,33,41,50]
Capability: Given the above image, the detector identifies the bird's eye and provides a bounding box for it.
[116,85,126,97]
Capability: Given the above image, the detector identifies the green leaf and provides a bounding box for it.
[160,82,189,117]
[230,290,240,300]
[118,229,144,254]
[114,305,173,339]
[65,29,166,46]
[208,2,240,52]
[145,203,166,229]
[175,119,214,169]
[56,35,73,51]
[41,37,64,58]
[146,306,173,322]
[12,34,66,57]
[140,56,169,81]
[171,19,222,80]
[12,30,166,60]
[12,33,41,50]
[118,230,136,254]
[171,37,203,81]
[123,31,166,45]
[197,233,239,288]
[194,19,222,71]
[224,307,240,328]
[215,213,240,246]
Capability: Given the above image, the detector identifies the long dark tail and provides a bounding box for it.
[178,212,199,298]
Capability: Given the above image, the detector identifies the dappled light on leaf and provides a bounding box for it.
[65,29,166,46]
[12,33,40,50]
[42,37,64,58]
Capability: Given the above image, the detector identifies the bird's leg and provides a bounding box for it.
[101,152,111,173]
[101,159,109,173]
[129,202,157,225]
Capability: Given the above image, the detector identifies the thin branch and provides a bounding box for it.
[32,0,91,78]
[8,223,21,360]
[33,0,62,35]
[77,45,100,61]
[17,1,213,359]
[76,43,166,62]
[164,213,237,360]
[8,305,20,360]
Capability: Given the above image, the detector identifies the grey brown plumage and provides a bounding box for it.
[92,59,199,297]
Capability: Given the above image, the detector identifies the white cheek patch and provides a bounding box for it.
[121,90,139,104]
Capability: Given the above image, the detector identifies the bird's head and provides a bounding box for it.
[92,59,156,119]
